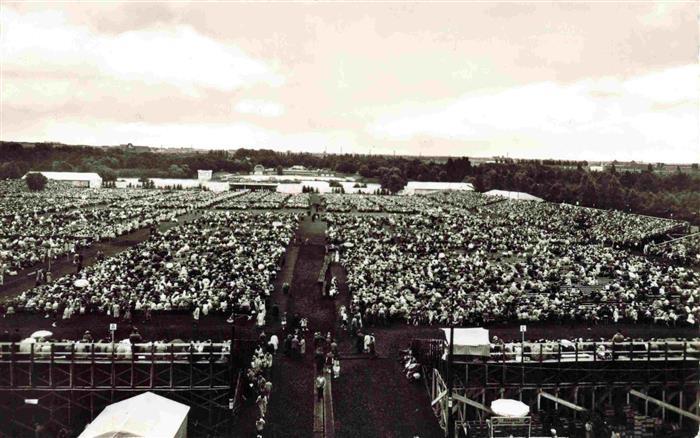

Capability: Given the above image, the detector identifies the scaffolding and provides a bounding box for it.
[0,341,243,437]
[418,339,700,436]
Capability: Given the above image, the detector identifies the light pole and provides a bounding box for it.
[446,289,455,438]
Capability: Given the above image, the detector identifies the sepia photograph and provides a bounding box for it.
[0,1,698,437]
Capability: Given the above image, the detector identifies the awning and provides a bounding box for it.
[442,327,490,357]
[79,392,190,438]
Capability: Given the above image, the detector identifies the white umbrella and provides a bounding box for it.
[560,339,574,348]
[74,278,90,288]
[30,330,53,339]
[343,242,354,248]
[490,399,530,417]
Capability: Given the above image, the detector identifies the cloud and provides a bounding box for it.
[0,7,283,96]
[368,65,699,162]
[234,100,284,118]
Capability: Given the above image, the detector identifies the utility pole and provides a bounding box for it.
[446,289,455,438]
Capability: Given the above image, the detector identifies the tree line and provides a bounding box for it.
[1,142,698,224]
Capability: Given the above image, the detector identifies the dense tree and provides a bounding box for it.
[2,141,699,223]
[358,164,371,178]
[0,162,23,179]
[25,172,48,191]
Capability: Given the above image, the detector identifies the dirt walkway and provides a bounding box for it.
[328,264,443,438]
[265,212,335,437]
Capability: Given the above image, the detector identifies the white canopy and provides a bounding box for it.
[442,327,490,357]
[490,398,530,417]
[79,392,190,438]
[483,190,543,202]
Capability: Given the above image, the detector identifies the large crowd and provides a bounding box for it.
[646,233,700,267]
[214,191,309,210]
[327,198,699,328]
[1,211,298,322]
[0,184,243,275]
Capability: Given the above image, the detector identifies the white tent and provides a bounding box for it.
[442,327,490,357]
[483,189,543,202]
[79,392,190,438]
[403,181,474,195]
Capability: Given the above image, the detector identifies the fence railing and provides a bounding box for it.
[412,339,700,364]
[0,341,232,364]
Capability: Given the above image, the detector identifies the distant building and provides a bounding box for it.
[197,170,212,182]
[402,181,474,195]
[589,164,605,172]
[284,165,321,176]
[253,165,265,175]
[483,190,543,202]
[23,171,102,188]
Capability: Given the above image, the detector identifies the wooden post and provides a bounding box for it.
[9,342,14,388]
[90,343,95,388]
[49,343,54,387]
[169,344,174,389]
[29,342,34,388]
[150,343,155,388]
[69,343,75,388]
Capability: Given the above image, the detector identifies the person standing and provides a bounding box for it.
[256,394,268,418]
[315,374,326,401]
[332,357,340,379]
[255,417,265,438]
[192,305,200,337]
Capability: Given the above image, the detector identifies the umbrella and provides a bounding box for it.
[30,330,53,339]
[490,399,529,417]
[343,242,354,248]
[560,339,574,348]
[74,278,90,288]
[20,337,37,344]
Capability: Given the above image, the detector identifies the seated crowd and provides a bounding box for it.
[646,233,700,267]
[326,200,699,328]
[215,191,312,210]
[1,211,298,322]
[0,187,240,274]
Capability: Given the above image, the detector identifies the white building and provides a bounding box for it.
[23,171,103,188]
[253,165,265,175]
[402,181,474,195]
[483,189,543,202]
[197,170,212,182]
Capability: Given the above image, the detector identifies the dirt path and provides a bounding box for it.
[265,211,336,438]
[328,264,444,438]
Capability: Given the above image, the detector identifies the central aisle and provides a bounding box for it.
[265,209,338,437]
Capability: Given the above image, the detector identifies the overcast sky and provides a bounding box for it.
[1,2,698,162]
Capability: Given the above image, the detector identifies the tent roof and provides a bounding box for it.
[406,181,474,190]
[483,189,542,202]
[79,392,189,438]
[442,328,490,356]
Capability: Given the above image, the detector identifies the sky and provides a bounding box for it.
[1,2,698,162]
